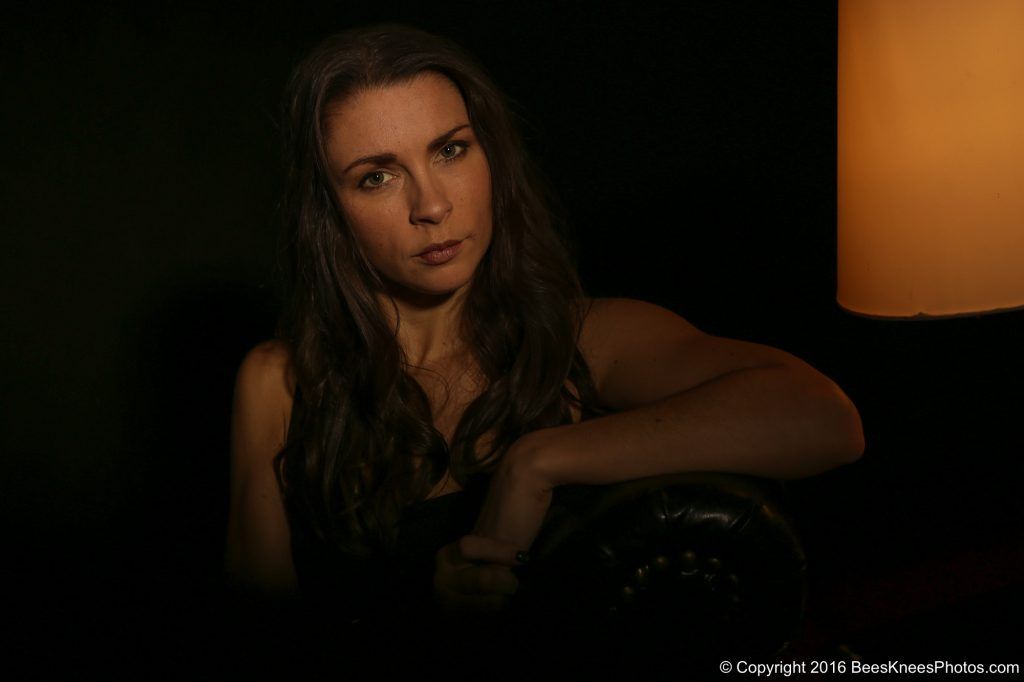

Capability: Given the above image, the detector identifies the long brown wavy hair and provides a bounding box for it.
[274,24,605,560]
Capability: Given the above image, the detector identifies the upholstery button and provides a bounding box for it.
[706,557,722,573]
[653,555,670,571]
[679,550,697,569]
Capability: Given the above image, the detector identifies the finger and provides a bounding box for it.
[453,534,529,567]
[454,564,519,596]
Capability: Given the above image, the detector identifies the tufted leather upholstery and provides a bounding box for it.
[503,473,807,677]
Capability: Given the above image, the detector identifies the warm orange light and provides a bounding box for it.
[838,0,1024,318]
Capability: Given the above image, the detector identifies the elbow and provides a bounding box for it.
[784,409,863,481]
[788,368,865,473]
[845,404,866,462]
[823,381,866,467]
[834,413,865,466]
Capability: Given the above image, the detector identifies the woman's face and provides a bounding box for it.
[324,72,493,301]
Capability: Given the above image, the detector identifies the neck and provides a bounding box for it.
[377,283,472,369]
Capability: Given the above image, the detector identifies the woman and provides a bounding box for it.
[224,22,863,643]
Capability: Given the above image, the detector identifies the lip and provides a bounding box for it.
[416,239,464,265]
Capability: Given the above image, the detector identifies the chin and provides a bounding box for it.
[388,274,474,301]
[419,279,473,298]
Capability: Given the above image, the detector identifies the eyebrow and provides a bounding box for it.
[340,123,472,176]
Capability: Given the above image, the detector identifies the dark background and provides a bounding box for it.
[4,0,1022,675]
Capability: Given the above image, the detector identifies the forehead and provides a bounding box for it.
[324,72,470,164]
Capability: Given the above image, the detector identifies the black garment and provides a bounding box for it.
[281,385,489,627]
[287,482,536,679]
[277,389,539,678]
[290,481,488,629]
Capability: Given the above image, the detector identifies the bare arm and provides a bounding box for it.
[526,298,865,486]
[472,298,864,549]
[224,340,299,596]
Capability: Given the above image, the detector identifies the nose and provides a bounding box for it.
[408,172,453,226]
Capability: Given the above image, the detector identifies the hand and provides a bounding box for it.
[433,534,526,615]
[471,431,556,551]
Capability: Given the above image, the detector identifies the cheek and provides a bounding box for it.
[464,157,493,220]
[343,202,404,252]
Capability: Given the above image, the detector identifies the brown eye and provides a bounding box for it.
[438,141,468,161]
[359,169,396,190]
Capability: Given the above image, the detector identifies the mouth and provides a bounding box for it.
[417,238,463,256]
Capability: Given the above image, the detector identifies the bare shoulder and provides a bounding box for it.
[236,340,295,403]
[232,340,296,457]
[580,297,701,342]
[579,298,703,376]
[237,339,295,391]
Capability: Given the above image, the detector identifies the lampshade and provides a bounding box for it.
[837,0,1024,318]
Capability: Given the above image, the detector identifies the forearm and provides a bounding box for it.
[523,363,864,487]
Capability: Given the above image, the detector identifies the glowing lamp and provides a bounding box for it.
[838,0,1024,318]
